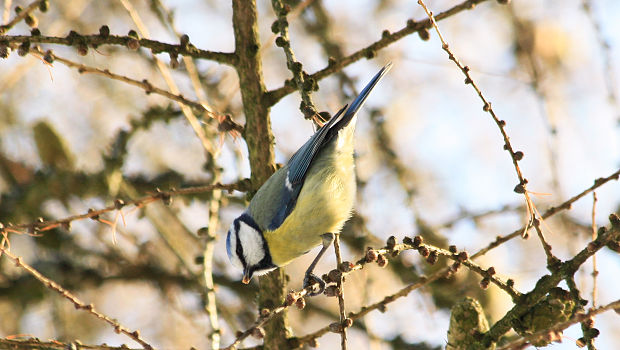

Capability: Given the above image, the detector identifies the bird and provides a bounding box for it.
[226,63,391,295]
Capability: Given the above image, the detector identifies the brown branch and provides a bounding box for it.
[0,338,142,350]
[27,48,242,134]
[0,31,236,64]
[1,180,250,235]
[141,3,226,346]
[271,0,318,120]
[472,168,620,259]
[0,249,155,350]
[220,288,314,350]
[225,200,620,348]
[231,1,287,349]
[293,268,448,348]
[265,0,494,106]
[0,0,43,35]
[417,0,537,242]
[333,234,348,349]
[590,192,599,308]
[364,237,521,301]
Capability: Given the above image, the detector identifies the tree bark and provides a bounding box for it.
[232,0,290,348]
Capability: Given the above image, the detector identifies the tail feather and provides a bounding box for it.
[331,62,392,132]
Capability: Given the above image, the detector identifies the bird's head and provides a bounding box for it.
[226,213,276,283]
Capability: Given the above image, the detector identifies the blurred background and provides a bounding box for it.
[1,0,619,349]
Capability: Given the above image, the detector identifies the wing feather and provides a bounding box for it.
[268,63,392,230]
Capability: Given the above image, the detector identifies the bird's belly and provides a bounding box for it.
[266,161,355,266]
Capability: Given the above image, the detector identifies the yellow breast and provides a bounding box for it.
[264,129,356,266]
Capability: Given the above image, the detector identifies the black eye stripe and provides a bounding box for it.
[238,213,261,232]
[233,220,246,269]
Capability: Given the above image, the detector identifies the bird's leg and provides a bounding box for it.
[303,232,335,296]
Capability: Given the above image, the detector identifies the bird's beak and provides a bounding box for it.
[242,268,251,284]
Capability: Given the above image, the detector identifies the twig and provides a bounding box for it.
[472,168,620,259]
[143,3,226,347]
[402,239,521,301]
[0,180,250,235]
[293,269,448,347]
[202,189,223,350]
[265,0,495,106]
[591,192,598,308]
[582,191,600,350]
[220,288,312,350]
[0,248,155,350]
[0,0,42,35]
[335,235,520,301]
[27,48,242,133]
[333,234,348,350]
[0,338,143,350]
[438,204,522,229]
[271,0,318,120]
[0,32,236,64]
[118,0,228,157]
[417,0,536,239]
[532,217,557,268]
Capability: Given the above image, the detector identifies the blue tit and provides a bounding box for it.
[226,63,391,295]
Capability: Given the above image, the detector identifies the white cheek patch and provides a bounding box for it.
[238,221,266,266]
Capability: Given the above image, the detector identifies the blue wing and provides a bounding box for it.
[268,63,392,230]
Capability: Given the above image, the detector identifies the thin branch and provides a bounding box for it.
[1,32,236,64]
[0,0,42,35]
[0,338,142,350]
[417,0,537,240]
[293,268,448,347]
[1,180,250,235]
[0,249,155,350]
[220,288,314,350]
[581,191,600,350]
[438,204,523,229]
[121,0,232,157]
[271,0,318,119]
[27,48,242,133]
[141,3,226,347]
[591,192,599,308]
[265,0,494,106]
[472,168,620,259]
[333,234,348,350]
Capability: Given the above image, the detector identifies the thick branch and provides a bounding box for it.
[482,215,620,346]
[231,1,289,349]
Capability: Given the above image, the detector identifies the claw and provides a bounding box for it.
[303,273,325,296]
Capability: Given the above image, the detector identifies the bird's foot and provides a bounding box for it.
[303,273,325,296]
